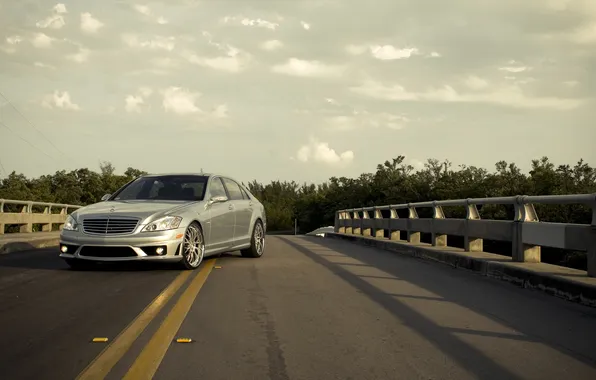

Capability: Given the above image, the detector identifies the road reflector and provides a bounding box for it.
[175,338,193,343]
[92,337,109,343]
[215,266,222,269]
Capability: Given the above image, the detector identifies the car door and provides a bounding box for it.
[205,177,235,252]
[221,177,252,246]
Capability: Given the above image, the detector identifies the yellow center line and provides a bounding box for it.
[76,270,193,380]
[122,259,216,380]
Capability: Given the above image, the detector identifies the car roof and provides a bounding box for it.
[139,173,241,181]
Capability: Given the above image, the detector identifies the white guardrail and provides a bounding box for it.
[335,194,596,277]
[0,199,82,234]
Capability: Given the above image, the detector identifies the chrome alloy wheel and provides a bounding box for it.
[183,224,204,268]
[254,222,265,256]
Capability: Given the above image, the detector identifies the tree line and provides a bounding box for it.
[1,156,594,270]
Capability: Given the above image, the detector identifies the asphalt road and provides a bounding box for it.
[1,236,596,380]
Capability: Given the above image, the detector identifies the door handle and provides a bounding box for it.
[228,204,234,210]
[248,201,253,206]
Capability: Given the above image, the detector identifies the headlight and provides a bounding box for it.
[63,215,78,231]
[142,216,183,232]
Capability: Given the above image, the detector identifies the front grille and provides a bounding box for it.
[82,217,139,235]
[79,246,137,257]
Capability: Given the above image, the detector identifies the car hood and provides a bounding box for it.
[73,200,198,221]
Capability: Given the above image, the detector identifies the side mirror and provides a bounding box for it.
[207,195,228,206]
[100,194,111,201]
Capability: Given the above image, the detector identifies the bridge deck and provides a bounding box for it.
[0,236,595,380]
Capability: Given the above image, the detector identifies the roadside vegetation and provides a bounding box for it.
[1,156,594,269]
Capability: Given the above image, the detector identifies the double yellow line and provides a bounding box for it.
[76,260,216,380]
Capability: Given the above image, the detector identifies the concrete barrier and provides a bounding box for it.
[326,232,596,308]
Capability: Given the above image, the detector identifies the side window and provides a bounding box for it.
[240,187,250,200]
[208,177,227,198]
[222,178,244,201]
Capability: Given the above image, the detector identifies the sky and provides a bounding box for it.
[0,0,594,184]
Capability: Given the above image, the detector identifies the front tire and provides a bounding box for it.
[241,220,265,258]
[180,222,205,270]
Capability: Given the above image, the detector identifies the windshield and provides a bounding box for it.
[111,175,208,201]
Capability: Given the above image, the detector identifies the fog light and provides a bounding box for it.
[60,245,68,253]
[155,247,164,255]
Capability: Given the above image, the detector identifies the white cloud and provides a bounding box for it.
[53,4,67,14]
[1,35,22,53]
[34,62,56,69]
[409,158,425,171]
[122,34,175,51]
[42,91,80,110]
[162,87,201,115]
[125,87,153,113]
[499,60,531,73]
[301,21,311,30]
[182,43,251,73]
[347,44,420,60]
[222,15,279,30]
[428,51,441,58]
[350,79,584,110]
[36,15,65,29]
[133,4,168,24]
[31,33,54,48]
[370,45,419,60]
[6,36,22,45]
[133,4,151,15]
[294,138,354,166]
[67,48,90,63]
[324,111,409,131]
[272,58,344,78]
[81,13,104,33]
[36,3,67,29]
[464,76,489,90]
[260,39,283,51]
[125,95,144,113]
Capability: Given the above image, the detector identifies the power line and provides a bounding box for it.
[0,121,56,160]
[0,90,70,160]
[0,157,6,178]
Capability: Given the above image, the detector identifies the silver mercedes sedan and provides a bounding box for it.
[58,173,267,270]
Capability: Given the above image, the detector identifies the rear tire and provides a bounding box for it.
[241,220,265,258]
[180,222,205,270]
[64,258,94,270]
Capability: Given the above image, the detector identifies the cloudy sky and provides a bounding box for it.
[0,0,594,184]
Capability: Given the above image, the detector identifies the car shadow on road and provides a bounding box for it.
[0,248,182,272]
[278,236,596,379]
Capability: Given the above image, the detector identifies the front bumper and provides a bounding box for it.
[58,228,186,262]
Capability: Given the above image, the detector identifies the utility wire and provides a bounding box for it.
[0,157,6,178]
[0,120,56,160]
[0,102,56,161]
[0,90,71,160]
